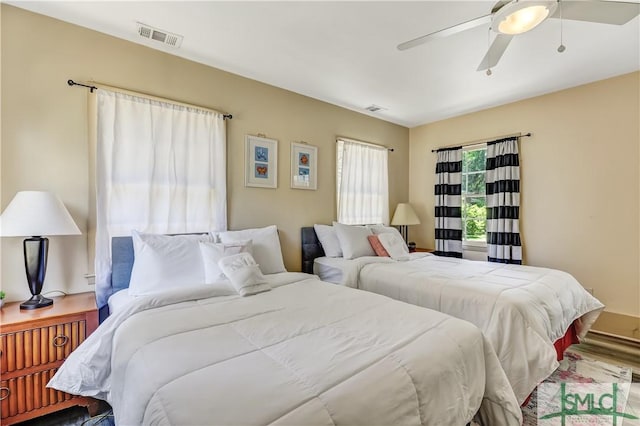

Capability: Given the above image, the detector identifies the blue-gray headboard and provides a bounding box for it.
[99,236,135,323]
[301,227,325,274]
[112,236,135,294]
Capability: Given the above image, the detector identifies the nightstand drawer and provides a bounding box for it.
[0,366,79,422]
[1,320,87,374]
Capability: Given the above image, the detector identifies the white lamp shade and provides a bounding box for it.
[0,191,81,237]
[391,203,421,226]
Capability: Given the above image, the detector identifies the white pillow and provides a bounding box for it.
[313,224,342,257]
[368,225,405,243]
[378,232,410,261]
[218,253,271,296]
[219,225,286,274]
[128,231,212,296]
[208,231,221,243]
[199,240,253,282]
[333,222,375,260]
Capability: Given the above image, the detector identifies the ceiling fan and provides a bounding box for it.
[397,0,640,73]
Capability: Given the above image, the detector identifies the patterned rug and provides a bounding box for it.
[522,350,637,425]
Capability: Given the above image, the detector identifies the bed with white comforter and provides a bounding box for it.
[314,253,604,404]
[50,274,522,425]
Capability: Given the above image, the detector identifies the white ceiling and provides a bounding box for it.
[8,1,640,127]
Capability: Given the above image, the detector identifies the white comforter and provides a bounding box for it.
[49,274,522,425]
[333,254,604,404]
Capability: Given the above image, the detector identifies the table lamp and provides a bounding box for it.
[0,191,81,309]
[391,203,420,243]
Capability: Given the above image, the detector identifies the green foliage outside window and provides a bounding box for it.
[463,148,485,173]
[463,201,486,240]
[462,148,487,242]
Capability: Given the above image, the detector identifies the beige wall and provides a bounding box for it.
[0,5,409,302]
[410,72,640,317]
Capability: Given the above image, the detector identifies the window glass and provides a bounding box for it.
[462,147,486,244]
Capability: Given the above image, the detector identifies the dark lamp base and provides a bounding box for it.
[20,294,53,310]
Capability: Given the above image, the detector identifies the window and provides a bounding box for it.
[93,89,227,309]
[336,138,389,225]
[461,146,487,246]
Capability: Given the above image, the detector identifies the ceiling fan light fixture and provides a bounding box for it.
[493,1,558,35]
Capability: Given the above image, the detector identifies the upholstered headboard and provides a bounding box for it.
[111,236,135,294]
[301,227,325,274]
[98,236,135,323]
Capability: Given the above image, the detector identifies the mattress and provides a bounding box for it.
[319,254,604,404]
[49,275,521,425]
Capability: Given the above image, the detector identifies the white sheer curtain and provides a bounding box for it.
[95,89,227,308]
[336,139,389,225]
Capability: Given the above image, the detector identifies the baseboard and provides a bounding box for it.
[590,311,640,341]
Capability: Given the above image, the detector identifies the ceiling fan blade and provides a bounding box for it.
[397,14,492,51]
[552,0,640,25]
[477,34,514,71]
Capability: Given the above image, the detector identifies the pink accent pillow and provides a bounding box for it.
[368,235,390,257]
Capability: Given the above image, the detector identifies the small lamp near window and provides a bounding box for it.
[391,203,421,245]
[0,191,81,310]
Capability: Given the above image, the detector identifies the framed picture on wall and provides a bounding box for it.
[245,135,278,188]
[290,142,317,190]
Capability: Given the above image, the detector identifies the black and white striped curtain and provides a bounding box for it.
[434,148,463,258]
[486,137,522,264]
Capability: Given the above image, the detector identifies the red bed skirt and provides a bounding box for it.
[554,322,579,361]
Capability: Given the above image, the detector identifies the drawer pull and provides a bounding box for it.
[0,386,9,401]
[52,335,69,347]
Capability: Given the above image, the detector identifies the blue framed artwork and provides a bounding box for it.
[291,142,317,190]
[245,135,278,188]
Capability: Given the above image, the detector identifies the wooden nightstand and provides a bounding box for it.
[0,292,99,425]
[414,248,434,253]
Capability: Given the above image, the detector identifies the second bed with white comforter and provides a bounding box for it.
[314,253,604,403]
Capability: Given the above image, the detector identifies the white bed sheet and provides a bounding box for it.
[107,289,134,315]
[316,254,604,404]
[314,253,429,285]
[107,272,314,315]
[313,256,354,284]
[50,274,521,425]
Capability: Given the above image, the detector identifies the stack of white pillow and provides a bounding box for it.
[128,225,286,297]
[314,222,410,261]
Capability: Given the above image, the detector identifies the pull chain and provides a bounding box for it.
[558,0,566,53]
[486,27,493,76]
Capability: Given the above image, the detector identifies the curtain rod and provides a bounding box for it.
[431,132,531,153]
[67,79,233,120]
[337,136,394,152]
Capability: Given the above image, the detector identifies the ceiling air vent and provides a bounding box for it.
[365,105,387,113]
[137,22,183,48]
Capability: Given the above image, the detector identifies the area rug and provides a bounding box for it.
[522,350,636,425]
